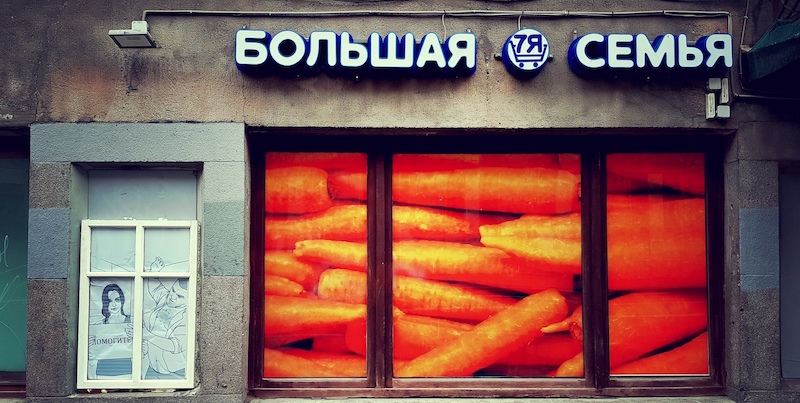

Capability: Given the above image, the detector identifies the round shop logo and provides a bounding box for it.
[502,28,550,78]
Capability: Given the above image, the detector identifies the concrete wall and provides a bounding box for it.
[0,0,757,129]
[724,121,800,403]
[4,0,800,402]
[27,123,248,402]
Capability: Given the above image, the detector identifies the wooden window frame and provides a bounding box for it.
[77,219,199,390]
[248,131,727,398]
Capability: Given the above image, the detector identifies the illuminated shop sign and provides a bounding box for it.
[502,28,550,78]
[568,33,733,77]
[235,29,477,77]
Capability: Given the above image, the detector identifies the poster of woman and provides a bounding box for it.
[87,279,134,380]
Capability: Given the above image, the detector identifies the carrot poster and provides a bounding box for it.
[261,152,709,378]
[603,153,709,377]
[263,152,368,378]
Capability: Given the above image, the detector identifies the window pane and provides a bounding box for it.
[145,228,191,273]
[391,154,581,378]
[142,277,190,380]
[605,153,709,377]
[88,278,134,380]
[263,152,368,378]
[90,228,136,272]
[88,170,198,220]
[0,158,28,372]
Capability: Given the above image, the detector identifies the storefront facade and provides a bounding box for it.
[2,0,800,402]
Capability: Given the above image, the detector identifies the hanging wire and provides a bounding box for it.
[141,8,731,22]
[441,12,447,39]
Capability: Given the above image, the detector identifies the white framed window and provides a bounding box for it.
[77,219,198,390]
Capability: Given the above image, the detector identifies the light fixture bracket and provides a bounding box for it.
[109,21,156,48]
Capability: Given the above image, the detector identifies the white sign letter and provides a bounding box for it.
[370,32,415,68]
[573,33,606,69]
[235,30,268,66]
[416,33,447,69]
[678,34,703,68]
[307,31,338,68]
[446,32,477,69]
[607,33,634,69]
[636,34,675,68]
[269,31,306,67]
[340,32,369,68]
[703,33,733,68]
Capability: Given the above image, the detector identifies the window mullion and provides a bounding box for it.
[367,152,393,388]
[131,224,145,383]
[582,152,610,389]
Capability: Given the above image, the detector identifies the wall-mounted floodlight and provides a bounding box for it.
[109,21,156,48]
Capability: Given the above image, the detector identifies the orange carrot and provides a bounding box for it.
[393,240,575,293]
[293,240,367,270]
[267,204,496,248]
[328,171,367,201]
[607,232,707,290]
[315,269,368,306]
[394,272,518,322]
[345,311,579,369]
[554,290,707,377]
[295,240,574,294]
[392,315,475,360]
[606,153,705,196]
[541,305,582,335]
[264,295,366,336]
[382,314,580,367]
[611,332,708,375]
[277,347,367,377]
[394,289,568,377]
[478,213,581,240]
[607,196,705,240]
[607,195,706,290]
[265,152,367,171]
[264,275,306,297]
[265,166,333,214]
[263,348,345,377]
[317,268,517,322]
[266,204,368,249]
[393,205,490,241]
[264,251,322,290]
[480,237,582,275]
[311,335,352,354]
[392,167,579,215]
[478,196,703,243]
[479,198,707,289]
[393,154,560,172]
[554,353,584,377]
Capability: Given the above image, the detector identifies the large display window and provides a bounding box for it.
[249,134,722,397]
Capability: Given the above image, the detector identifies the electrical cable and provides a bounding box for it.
[141,8,731,21]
